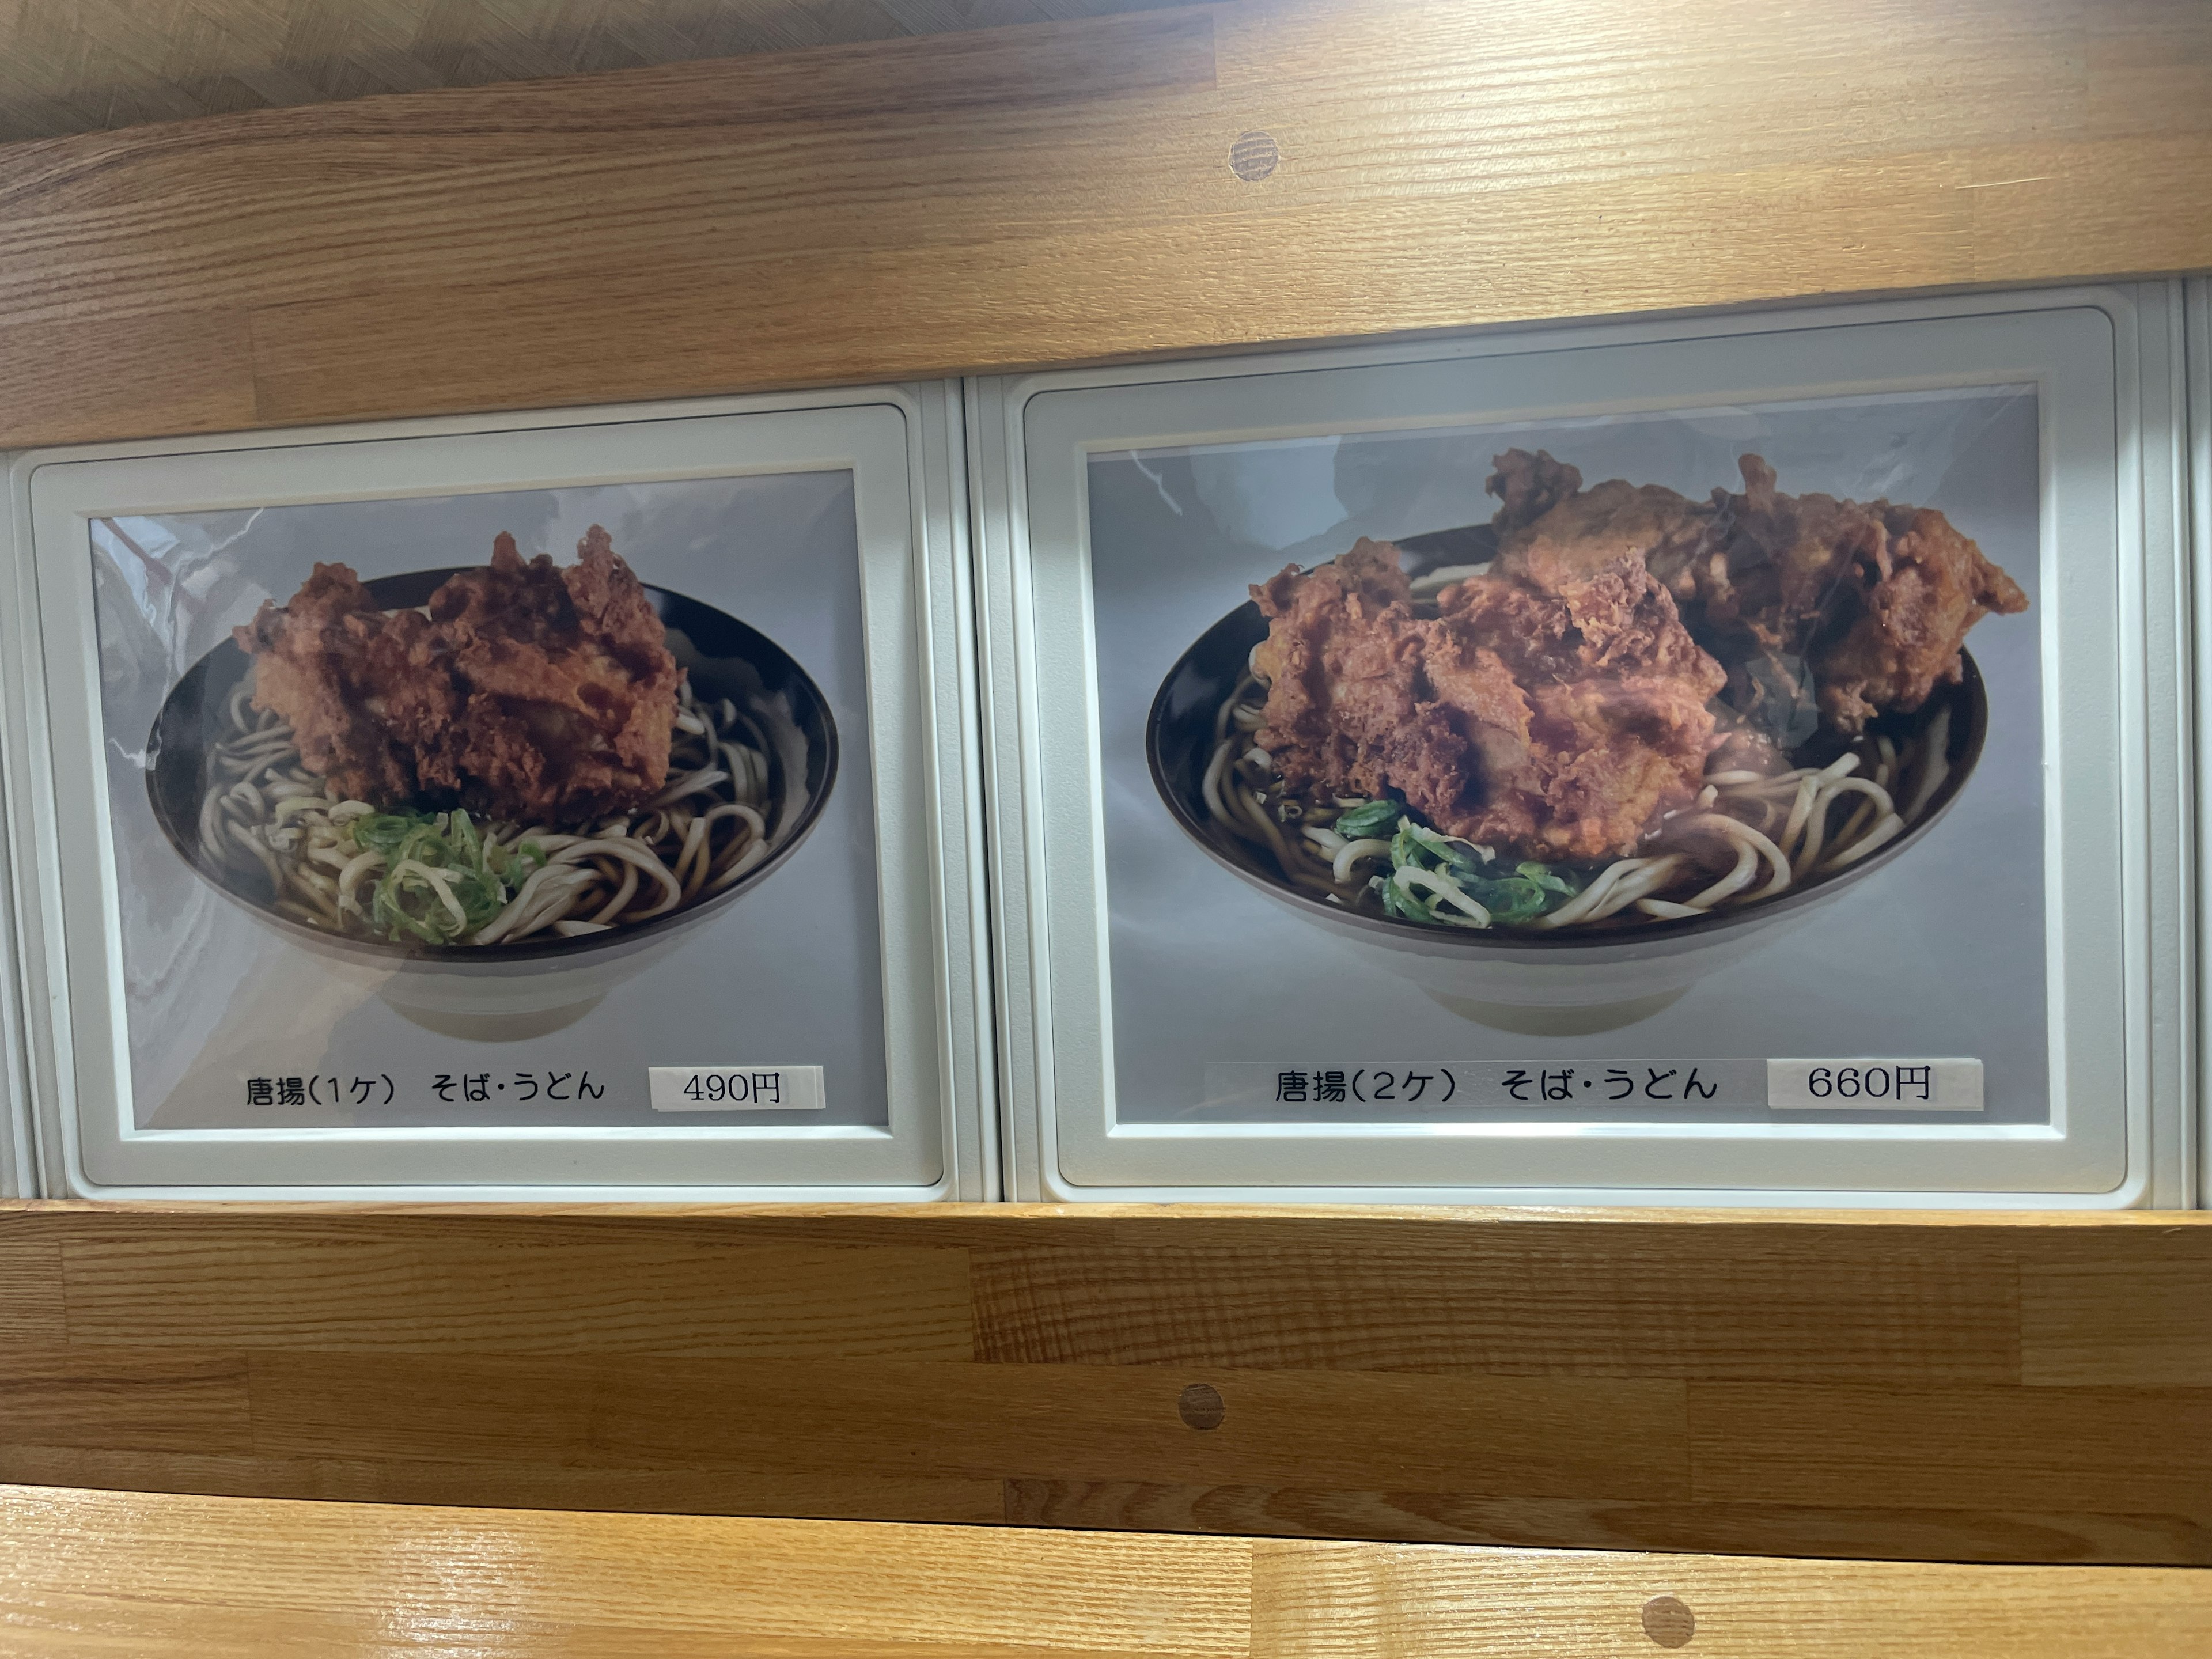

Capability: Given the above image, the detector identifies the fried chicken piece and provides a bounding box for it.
[1650,454,2028,735]
[1411,625,1539,850]
[1645,454,1870,635]
[1642,455,1874,746]
[1483,467,1716,681]
[1817,503,2028,730]
[232,563,423,805]
[1484,448,1585,533]
[233,527,680,823]
[1521,673,1720,857]
[1249,539,1432,805]
[1440,475,1724,857]
[1245,444,2026,868]
[1252,502,1724,860]
[421,528,681,822]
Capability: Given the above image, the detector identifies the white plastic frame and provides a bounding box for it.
[2191,276,2212,1210]
[1,383,997,1200]
[975,286,2194,1207]
[0,677,26,1199]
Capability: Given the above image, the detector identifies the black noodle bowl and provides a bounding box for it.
[1147,597,1988,953]
[147,568,838,965]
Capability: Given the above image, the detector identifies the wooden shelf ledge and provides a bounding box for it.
[2,1202,2206,1566]
[2,1482,2206,1656]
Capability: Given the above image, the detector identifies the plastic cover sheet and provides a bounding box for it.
[91,473,889,1132]
[1090,389,2048,1126]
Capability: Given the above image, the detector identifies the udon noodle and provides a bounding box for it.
[199,675,783,946]
[1204,665,1950,933]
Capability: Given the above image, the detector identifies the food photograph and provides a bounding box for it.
[1097,389,2047,1125]
[91,471,885,1132]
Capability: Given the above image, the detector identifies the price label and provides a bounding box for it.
[648,1066,825,1112]
[1766,1059,1982,1112]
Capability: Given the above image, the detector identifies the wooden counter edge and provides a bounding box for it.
[1,1483,2206,1658]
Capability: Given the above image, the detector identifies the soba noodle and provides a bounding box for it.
[198,675,784,946]
[1204,669,1947,934]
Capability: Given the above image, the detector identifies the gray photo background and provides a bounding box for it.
[93,471,889,1131]
[1088,389,2051,1125]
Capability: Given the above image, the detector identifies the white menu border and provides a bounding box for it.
[0,384,996,1200]
[975,285,2193,1207]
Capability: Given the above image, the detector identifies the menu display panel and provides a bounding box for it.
[2,389,989,1198]
[1103,391,2044,1127]
[979,288,2191,1205]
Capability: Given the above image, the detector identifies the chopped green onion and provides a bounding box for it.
[1331,799,1402,839]
[1359,808,1586,930]
[1393,817,1487,876]
[1459,876,1550,924]
[1516,860,1578,897]
[350,810,434,856]
[1377,875,1434,923]
[342,804,536,945]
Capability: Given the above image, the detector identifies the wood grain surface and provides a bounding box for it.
[1,1483,2207,1657]
[1,0,2207,448]
[2,1202,2207,1565]
[0,1,1191,144]
[1,0,2207,1609]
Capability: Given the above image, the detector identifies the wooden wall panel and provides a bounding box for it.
[0,2,1196,145]
[2,1203,2208,1565]
[2018,1236,2212,1387]
[3,1483,2208,1657]
[0,0,2207,448]
[0,1348,253,1456]
[61,1225,976,1357]
[964,1229,2024,1381]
